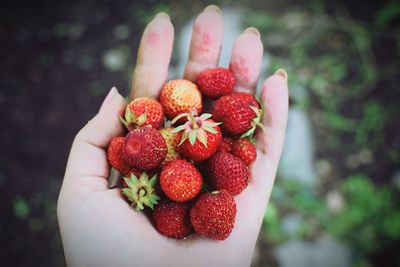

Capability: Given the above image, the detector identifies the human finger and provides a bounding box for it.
[229,27,263,93]
[130,13,174,99]
[183,5,224,82]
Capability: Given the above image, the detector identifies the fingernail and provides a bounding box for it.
[100,87,117,111]
[155,12,170,21]
[244,27,261,39]
[204,5,221,14]
[274,69,288,82]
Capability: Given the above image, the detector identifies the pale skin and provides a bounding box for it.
[57,5,288,267]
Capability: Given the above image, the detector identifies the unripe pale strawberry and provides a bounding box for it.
[159,127,181,166]
[120,98,164,129]
[160,79,202,120]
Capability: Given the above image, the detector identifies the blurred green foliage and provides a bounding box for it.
[133,3,172,25]
[264,175,400,259]
[243,3,395,153]
[263,203,284,243]
[327,175,400,253]
[375,1,400,26]
[13,196,30,219]
[250,2,400,264]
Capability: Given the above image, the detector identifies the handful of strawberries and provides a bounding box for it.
[107,67,263,240]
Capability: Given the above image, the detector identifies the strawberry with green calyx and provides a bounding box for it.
[240,95,265,138]
[122,167,160,188]
[122,172,160,211]
[212,92,264,137]
[172,113,222,162]
[120,98,164,130]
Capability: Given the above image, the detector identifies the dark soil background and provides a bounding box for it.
[0,1,145,266]
[0,0,399,266]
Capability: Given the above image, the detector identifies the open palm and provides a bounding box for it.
[58,5,288,267]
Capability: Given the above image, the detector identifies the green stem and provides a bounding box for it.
[188,113,199,129]
[139,188,146,197]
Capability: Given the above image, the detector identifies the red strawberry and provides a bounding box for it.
[217,137,234,153]
[123,127,167,170]
[212,92,263,136]
[190,190,237,240]
[196,67,235,99]
[172,113,222,162]
[107,136,131,174]
[160,79,202,120]
[207,151,250,195]
[122,172,160,211]
[160,159,202,202]
[159,127,181,166]
[120,98,164,129]
[232,138,257,165]
[153,199,192,239]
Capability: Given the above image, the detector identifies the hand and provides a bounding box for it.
[57,5,288,267]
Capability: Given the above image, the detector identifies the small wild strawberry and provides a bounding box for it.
[172,113,222,162]
[123,127,167,170]
[196,67,235,99]
[160,159,202,202]
[107,136,131,174]
[207,151,250,195]
[190,190,237,240]
[153,199,192,239]
[212,92,263,137]
[160,79,202,120]
[120,98,164,129]
[231,138,257,165]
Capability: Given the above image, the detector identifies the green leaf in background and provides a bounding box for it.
[13,195,30,219]
[324,112,356,132]
[263,202,284,243]
[375,1,400,26]
[29,218,44,233]
[326,174,400,253]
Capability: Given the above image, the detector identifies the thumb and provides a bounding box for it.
[76,87,126,149]
[62,87,126,192]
